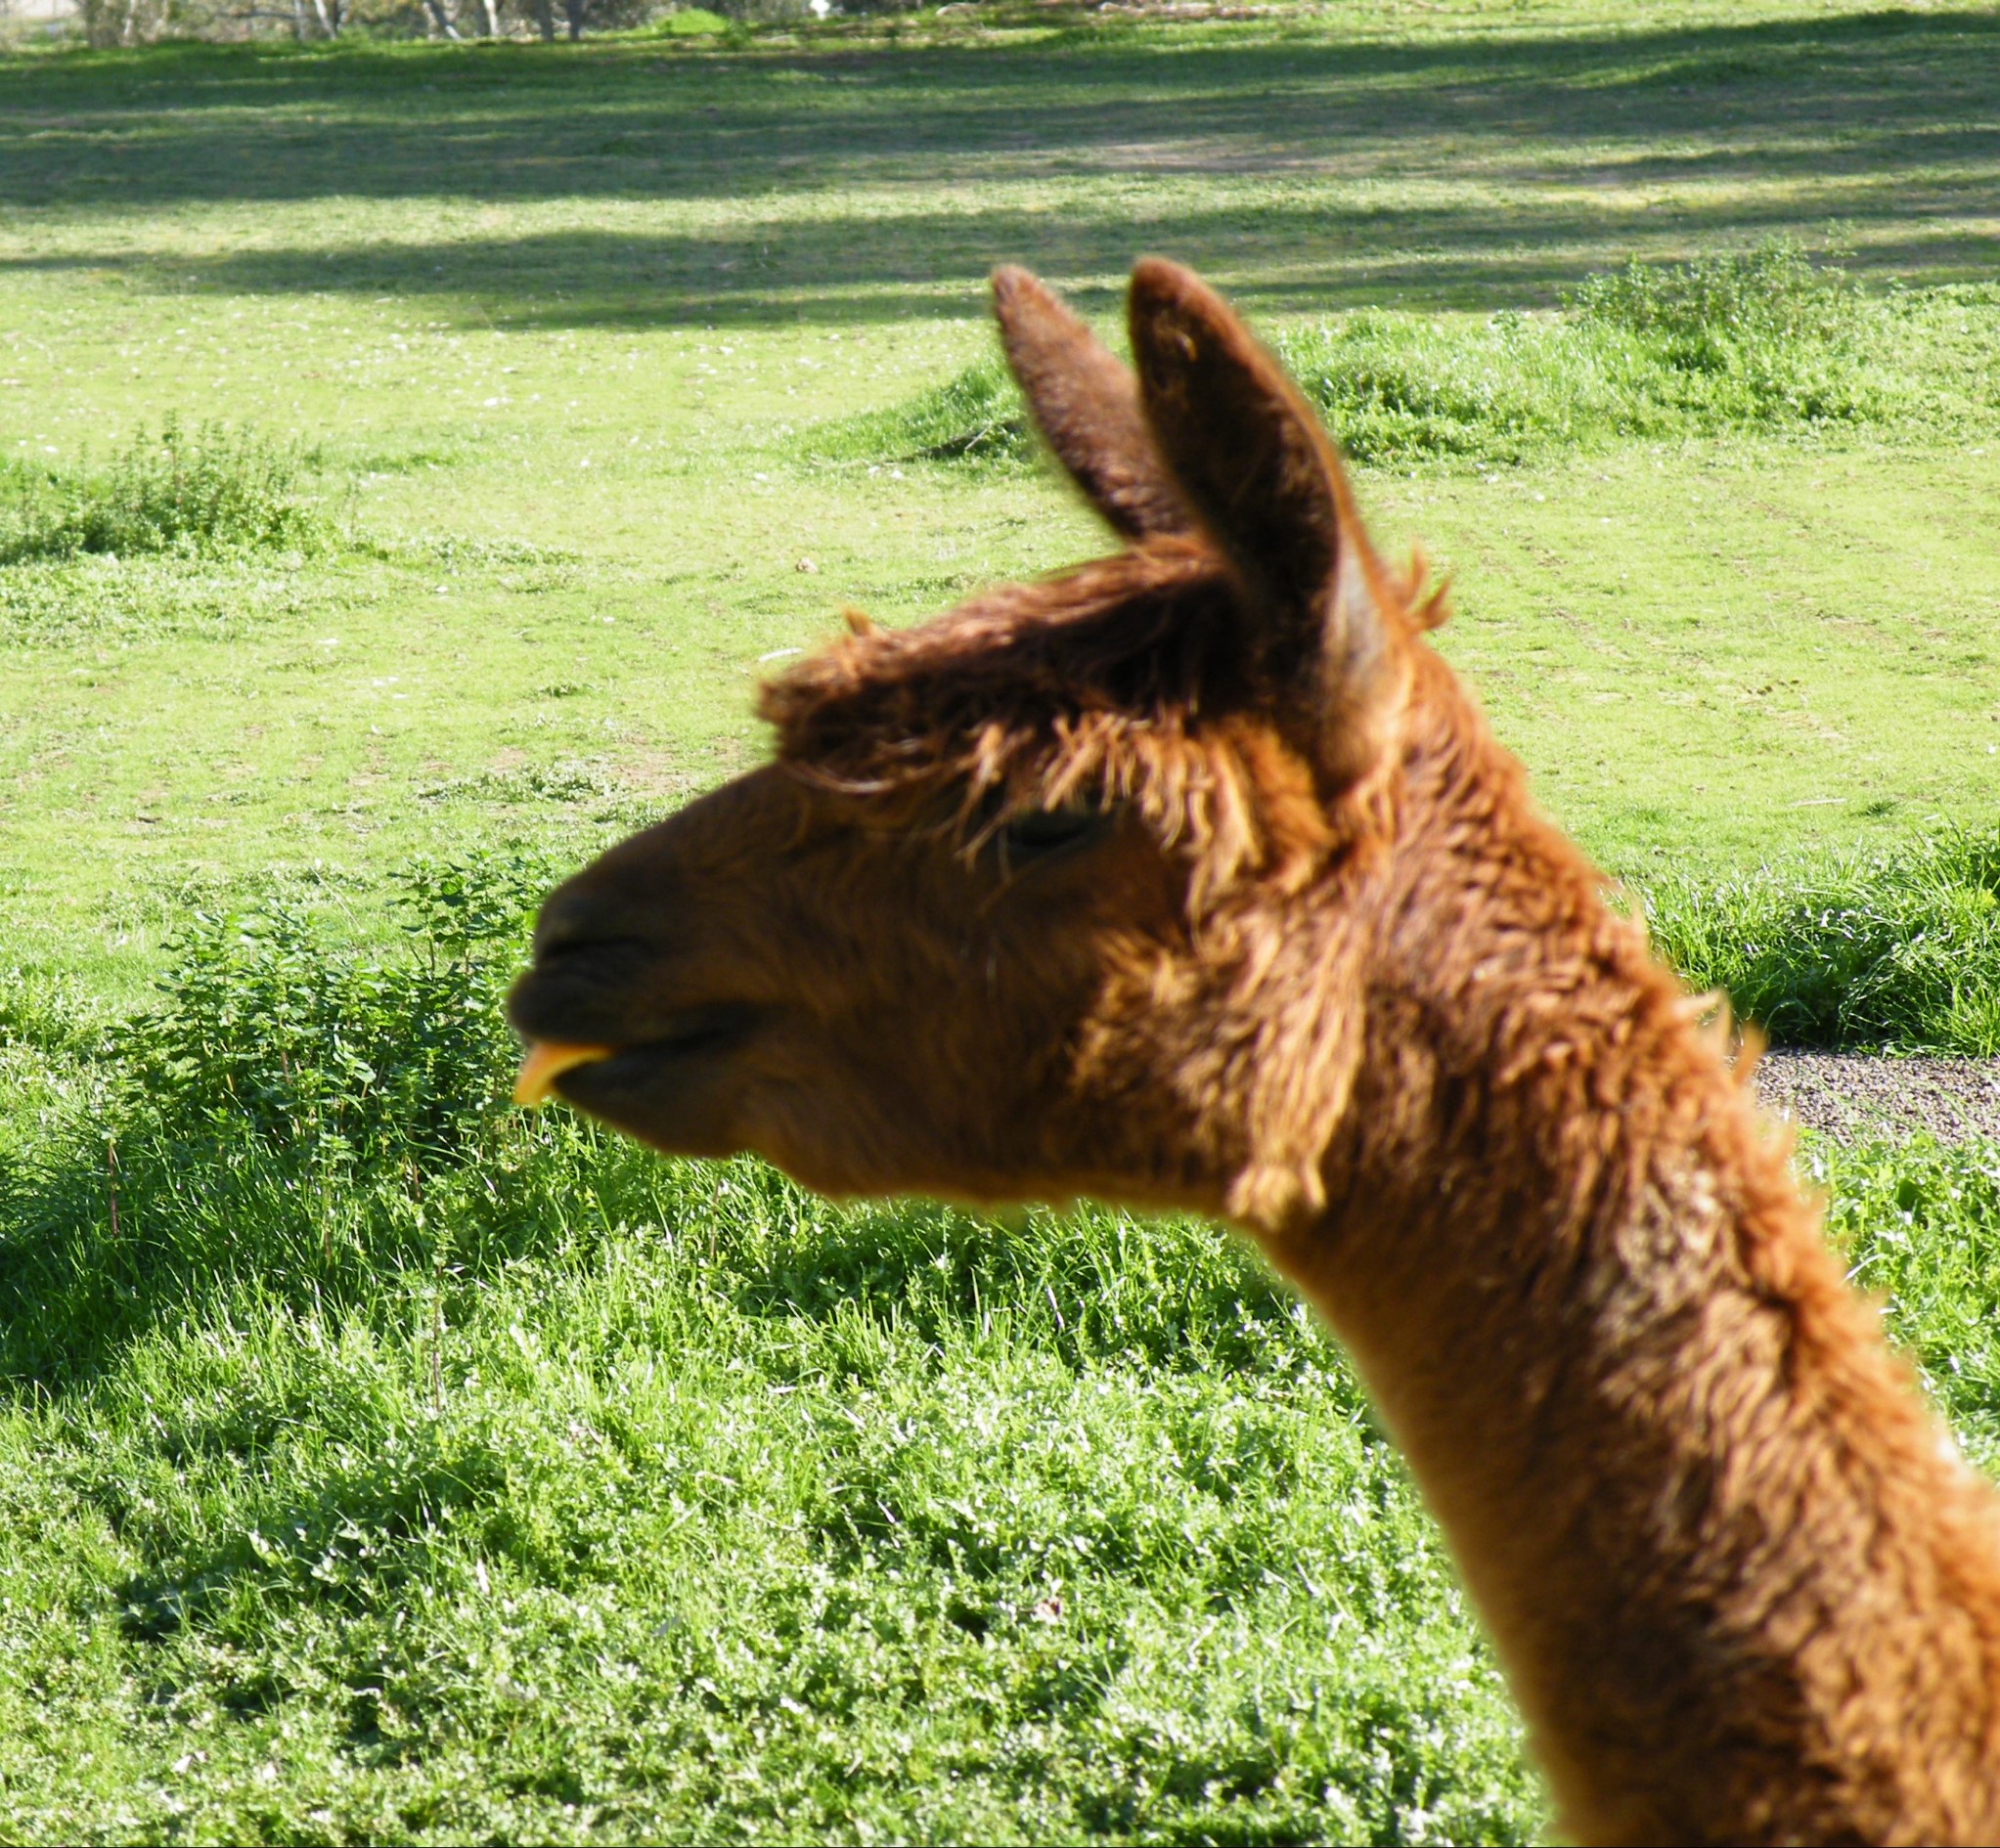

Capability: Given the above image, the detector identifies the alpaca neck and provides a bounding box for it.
[1267,692,2000,1844]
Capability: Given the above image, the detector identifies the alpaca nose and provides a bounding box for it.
[511,875,674,1049]
[532,882,637,961]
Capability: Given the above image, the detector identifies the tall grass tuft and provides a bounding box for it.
[1637,826,2000,1056]
[1568,242,1864,368]
[1284,241,1884,466]
[0,851,564,1387]
[808,353,1033,470]
[0,415,322,564]
[833,244,1995,473]
[119,850,550,1178]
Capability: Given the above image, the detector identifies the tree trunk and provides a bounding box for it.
[422,0,463,37]
[562,0,585,39]
[532,0,556,38]
[478,0,500,35]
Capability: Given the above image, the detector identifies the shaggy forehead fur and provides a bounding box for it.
[759,539,1239,797]
[758,532,1438,887]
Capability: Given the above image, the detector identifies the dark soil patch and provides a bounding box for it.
[1755,1049,2000,1145]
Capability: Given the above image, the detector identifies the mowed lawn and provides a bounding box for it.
[2,4,2000,1841]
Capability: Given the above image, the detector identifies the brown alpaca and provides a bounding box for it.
[509,259,2000,1845]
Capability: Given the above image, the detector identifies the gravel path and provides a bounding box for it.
[1755,1049,2000,1145]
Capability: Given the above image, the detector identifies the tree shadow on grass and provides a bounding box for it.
[5,13,1996,211]
[9,183,1996,331]
[3,9,1996,326]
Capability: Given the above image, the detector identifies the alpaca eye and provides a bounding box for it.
[998,805,1106,860]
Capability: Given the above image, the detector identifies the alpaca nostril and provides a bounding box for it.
[533,888,620,961]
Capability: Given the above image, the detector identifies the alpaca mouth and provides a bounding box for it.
[512,1004,761,1109]
[513,1039,616,1107]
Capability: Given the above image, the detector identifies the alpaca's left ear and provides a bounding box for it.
[1127,257,1400,787]
[991,266,1191,542]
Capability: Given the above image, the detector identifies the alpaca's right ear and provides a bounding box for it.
[990,266,1190,541]
[1128,257,1399,787]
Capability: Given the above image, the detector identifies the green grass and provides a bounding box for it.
[1816,1135,2000,1459]
[5,4,2000,1839]
[2,3,2000,963]
[0,868,1538,1841]
[813,353,1037,469]
[2,858,1998,1839]
[1640,826,2000,1057]
[835,242,2000,472]
[0,1188,1536,1843]
[1285,257,1996,467]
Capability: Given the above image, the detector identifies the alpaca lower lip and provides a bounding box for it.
[514,1039,615,1106]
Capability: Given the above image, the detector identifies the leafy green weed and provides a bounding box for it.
[0,416,323,565]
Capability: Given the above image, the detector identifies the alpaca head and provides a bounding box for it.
[508,259,1444,1229]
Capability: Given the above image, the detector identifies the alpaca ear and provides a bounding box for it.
[990,266,1191,541]
[1127,257,1397,785]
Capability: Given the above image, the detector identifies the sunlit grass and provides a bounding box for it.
[832,246,2000,472]
[4,7,2000,1840]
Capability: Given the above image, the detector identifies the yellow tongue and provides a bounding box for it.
[512,1041,614,1107]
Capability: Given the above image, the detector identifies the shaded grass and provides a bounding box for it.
[10,9,2000,330]
[825,247,2000,473]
